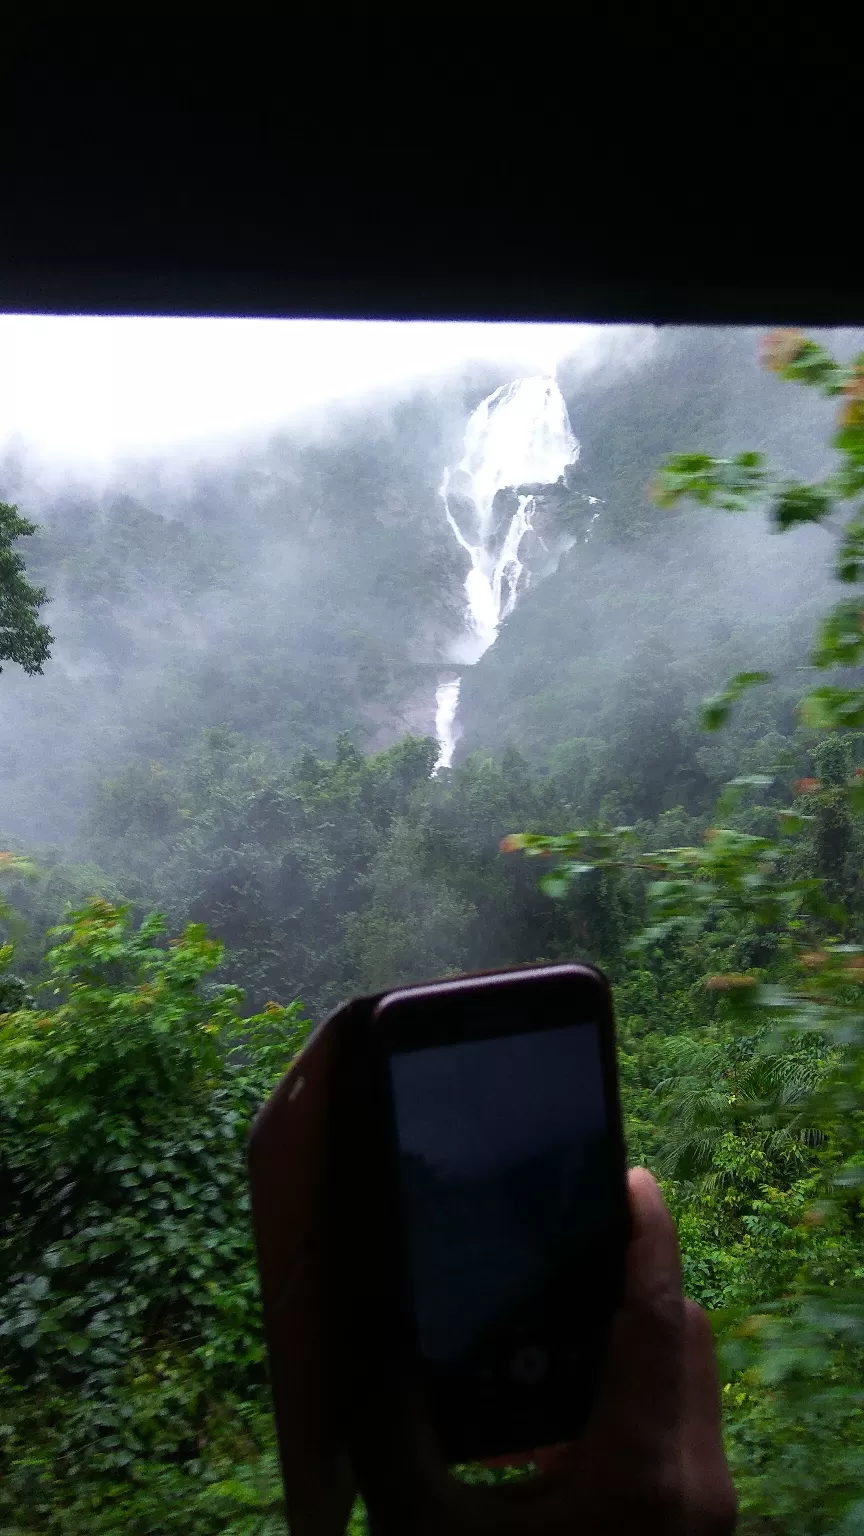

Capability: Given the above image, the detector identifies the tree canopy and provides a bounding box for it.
[0,500,53,676]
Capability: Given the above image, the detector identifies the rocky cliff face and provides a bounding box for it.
[452,327,858,771]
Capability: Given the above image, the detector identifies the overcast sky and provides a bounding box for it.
[0,315,646,480]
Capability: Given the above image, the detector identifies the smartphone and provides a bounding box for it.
[367,963,630,1466]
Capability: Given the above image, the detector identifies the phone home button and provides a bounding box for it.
[508,1345,549,1386]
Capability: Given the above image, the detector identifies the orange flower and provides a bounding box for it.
[793,778,821,795]
[499,835,523,854]
[760,329,806,373]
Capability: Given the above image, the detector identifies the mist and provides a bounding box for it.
[0,318,860,1009]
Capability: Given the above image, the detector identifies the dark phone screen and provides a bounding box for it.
[388,1020,614,1371]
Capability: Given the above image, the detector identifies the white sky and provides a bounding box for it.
[0,315,637,478]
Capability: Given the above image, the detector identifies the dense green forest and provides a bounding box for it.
[3,324,864,1532]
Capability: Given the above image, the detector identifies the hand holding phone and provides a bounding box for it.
[249,965,735,1535]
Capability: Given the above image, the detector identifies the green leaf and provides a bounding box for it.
[203,1477,267,1507]
[653,451,767,512]
[771,482,833,530]
[800,687,864,729]
[834,420,864,467]
[701,672,771,732]
[773,338,847,393]
[702,697,732,731]
[834,1499,864,1535]
[848,782,864,815]
[812,601,864,671]
[837,519,864,583]
[777,811,810,834]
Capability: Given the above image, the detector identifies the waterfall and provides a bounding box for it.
[434,679,461,771]
[433,376,581,771]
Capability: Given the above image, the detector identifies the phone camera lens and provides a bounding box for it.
[508,1345,549,1386]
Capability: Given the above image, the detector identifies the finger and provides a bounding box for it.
[679,1302,725,1468]
[625,1167,683,1305]
[682,1302,723,1447]
[681,1301,738,1532]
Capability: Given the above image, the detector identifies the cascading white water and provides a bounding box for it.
[433,376,581,771]
[433,679,461,768]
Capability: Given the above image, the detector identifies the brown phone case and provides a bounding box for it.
[250,990,440,1535]
[248,998,363,1536]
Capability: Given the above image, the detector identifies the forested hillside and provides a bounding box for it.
[0,327,855,996]
[3,324,864,1533]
